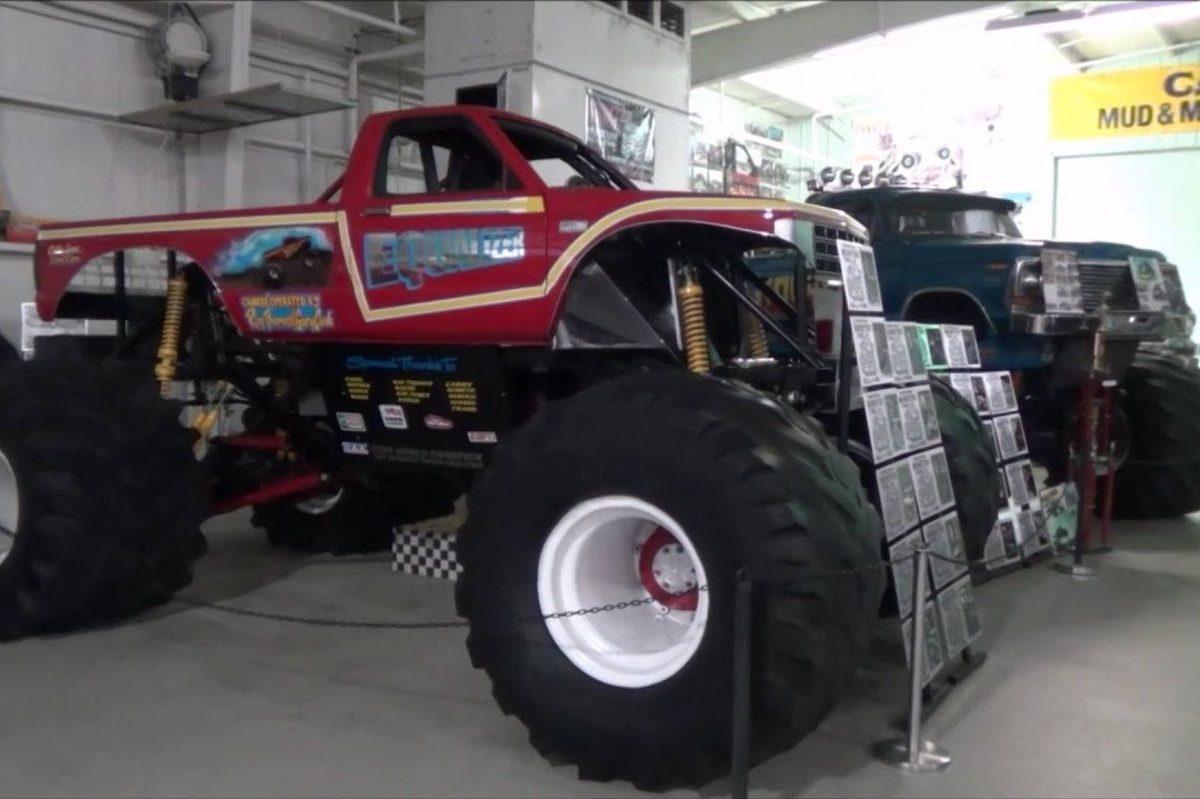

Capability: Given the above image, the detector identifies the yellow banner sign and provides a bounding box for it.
[1050,63,1200,140]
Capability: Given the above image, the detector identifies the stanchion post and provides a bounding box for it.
[1098,379,1118,550]
[730,568,752,799]
[1057,325,1103,578]
[836,297,853,454]
[873,547,951,772]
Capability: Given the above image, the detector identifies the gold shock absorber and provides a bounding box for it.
[676,268,711,374]
[155,274,188,396]
[741,308,770,359]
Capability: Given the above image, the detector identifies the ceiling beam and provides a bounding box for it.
[725,1,772,22]
[691,0,1004,86]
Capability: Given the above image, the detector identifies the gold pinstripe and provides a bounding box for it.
[37,195,863,324]
[342,196,861,322]
[38,212,340,241]
[388,196,544,216]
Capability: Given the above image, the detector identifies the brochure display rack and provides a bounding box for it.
[838,241,984,689]
[937,359,1052,578]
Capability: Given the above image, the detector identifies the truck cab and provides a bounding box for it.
[803,187,1193,383]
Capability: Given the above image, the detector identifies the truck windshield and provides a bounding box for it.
[496,118,632,190]
[890,199,1021,238]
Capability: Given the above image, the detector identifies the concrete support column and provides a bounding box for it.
[184,0,253,210]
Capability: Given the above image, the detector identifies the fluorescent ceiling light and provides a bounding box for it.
[986,1,1200,36]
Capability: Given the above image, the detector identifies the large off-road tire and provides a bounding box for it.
[0,359,207,639]
[252,478,460,555]
[457,371,884,790]
[1113,352,1200,519]
[930,377,1003,560]
[0,337,17,371]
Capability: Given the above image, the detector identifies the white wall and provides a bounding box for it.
[532,1,689,190]
[531,1,689,113]
[1055,150,1200,316]
[530,63,689,190]
[686,86,851,199]
[0,243,34,350]
[424,0,535,81]
[688,88,805,152]
[0,3,181,219]
[423,0,690,190]
[0,1,419,220]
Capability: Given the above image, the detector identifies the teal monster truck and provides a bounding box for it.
[752,187,1200,520]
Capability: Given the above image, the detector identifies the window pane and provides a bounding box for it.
[379,118,511,195]
[496,119,629,189]
[384,136,426,194]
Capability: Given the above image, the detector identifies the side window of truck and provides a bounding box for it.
[375,117,521,196]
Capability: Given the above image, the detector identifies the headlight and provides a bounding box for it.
[1018,267,1042,292]
[1010,258,1044,312]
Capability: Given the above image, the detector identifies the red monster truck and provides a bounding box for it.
[5,106,888,788]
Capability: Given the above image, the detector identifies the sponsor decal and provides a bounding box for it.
[363,227,525,290]
[379,404,409,430]
[424,413,453,431]
[241,293,333,333]
[336,411,366,432]
[47,244,83,266]
[445,380,478,413]
[217,226,334,288]
[342,441,369,456]
[345,354,459,373]
[558,220,588,234]
[467,430,498,444]
[344,374,370,401]
[371,444,484,470]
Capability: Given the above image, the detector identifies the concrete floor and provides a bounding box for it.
[2,512,1199,798]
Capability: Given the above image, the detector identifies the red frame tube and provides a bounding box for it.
[1099,380,1117,548]
[1075,374,1097,552]
[212,433,288,451]
[211,472,325,516]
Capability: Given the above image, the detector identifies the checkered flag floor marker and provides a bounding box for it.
[393,527,461,581]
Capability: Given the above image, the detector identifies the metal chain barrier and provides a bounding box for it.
[172,558,926,631]
[171,596,470,630]
[171,548,1025,632]
[172,546,1031,797]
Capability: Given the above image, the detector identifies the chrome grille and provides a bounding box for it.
[1077,260,1137,311]
[812,224,867,273]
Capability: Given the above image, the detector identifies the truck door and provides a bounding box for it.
[344,114,548,334]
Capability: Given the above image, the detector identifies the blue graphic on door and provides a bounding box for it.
[363,227,525,290]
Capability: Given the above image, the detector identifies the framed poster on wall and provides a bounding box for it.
[585,87,656,182]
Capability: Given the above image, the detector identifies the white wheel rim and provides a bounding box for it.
[295,487,344,516]
[538,496,710,688]
[0,448,18,567]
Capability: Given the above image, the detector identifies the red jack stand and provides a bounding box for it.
[1057,322,1117,577]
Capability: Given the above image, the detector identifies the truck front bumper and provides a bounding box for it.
[1011,309,1176,339]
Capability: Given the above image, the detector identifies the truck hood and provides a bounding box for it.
[886,236,1170,264]
[545,188,867,239]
